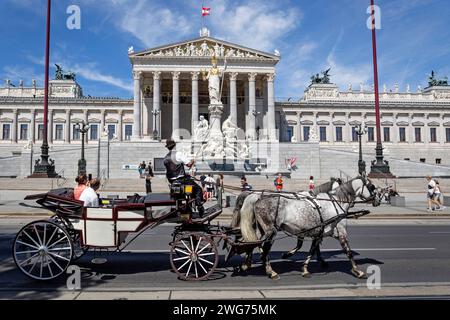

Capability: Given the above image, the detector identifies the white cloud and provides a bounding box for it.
[1,65,44,86]
[326,53,372,89]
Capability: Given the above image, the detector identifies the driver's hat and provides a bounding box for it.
[165,138,176,149]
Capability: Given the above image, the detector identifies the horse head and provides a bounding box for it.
[353,176,380,207]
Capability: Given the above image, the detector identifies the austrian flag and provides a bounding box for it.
[202,7,210,16]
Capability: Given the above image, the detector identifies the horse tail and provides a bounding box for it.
[239,194,259,242]
[230,191,251,228]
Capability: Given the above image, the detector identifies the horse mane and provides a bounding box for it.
[330,177,360,203]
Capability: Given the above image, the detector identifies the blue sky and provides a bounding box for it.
[1,0,449,99]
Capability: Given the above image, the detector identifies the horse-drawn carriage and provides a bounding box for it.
[12,182,261,281]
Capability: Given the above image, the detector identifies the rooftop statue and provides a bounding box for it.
[310,68,331,85]
[55,64,76,81]
[428,70,448,87]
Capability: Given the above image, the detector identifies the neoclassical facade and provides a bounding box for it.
[128,34,279,141]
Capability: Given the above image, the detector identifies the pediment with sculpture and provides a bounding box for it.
[131,37,279,61]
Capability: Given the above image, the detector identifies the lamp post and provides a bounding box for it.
[30,0,57,178]
[368,0,395,178]
[355,124,367,175]
[152,109,161,141]
[75,121,90,176]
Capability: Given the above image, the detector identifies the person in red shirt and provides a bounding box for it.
[74,174,88,200]
[274,173,283,192]
[309,176,315,191]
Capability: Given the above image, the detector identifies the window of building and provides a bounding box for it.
[89,124,98,140]
[446,128,450,142]
[319,126,327,142]
[399,127,406,142]
[383,127,390,142]
[436,158,442,165]
[303,126,310,141]
[55,124,64,141]
[2,124,11,140]
[125,124,133,141]
[107,124,116,140]
[367,127,375,142]
[415,128,422,142]
[335,127,343,142]
[37,124,44,140]
[72,124,81,140]
[351,127,358,142]
[420,158,426,163]
[430,128,437,142]
[20,124,28,140]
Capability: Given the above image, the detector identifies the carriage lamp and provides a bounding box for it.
[355,124,367,176]
[184,185,193,195]
[75,121,90,176]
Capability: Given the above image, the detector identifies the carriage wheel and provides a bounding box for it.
[50,214,87,260]
[13,220,73,281]
[170,233,218,281]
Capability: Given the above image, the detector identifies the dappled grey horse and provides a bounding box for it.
[230,178,342,271]
[239,177,379,280]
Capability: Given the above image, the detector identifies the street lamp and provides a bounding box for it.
[152,109,161,141]
[75,121,90,176]
[355,124,367,176]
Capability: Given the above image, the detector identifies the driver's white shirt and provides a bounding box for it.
[79,187,99,207]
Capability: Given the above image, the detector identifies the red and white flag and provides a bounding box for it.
[202,7,210,16]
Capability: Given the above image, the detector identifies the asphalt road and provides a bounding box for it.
[1,218,450,298]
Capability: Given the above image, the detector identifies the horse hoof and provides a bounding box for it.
[302,272,311,278]
[352,269,367,279]
[270,273,280,280]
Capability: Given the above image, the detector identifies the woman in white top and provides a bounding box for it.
[80,178,101,207]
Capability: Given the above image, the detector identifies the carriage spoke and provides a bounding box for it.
[198,252,215,257]
[196,242,211,254]
[23,230,41,248]
[194,236,202,253]
[177,258,191,271]
[47,234,67,249]
[194,261,198,278]
[16,240,39,250]
[42,224,47,247]
[173,256,190,261]
[197,259,208,274]
[48,247,71,251]
[46,255,53,278]
[33,225,43,246]
[174,247,190,256]
[39,256,44,278]
[190,236,195,254]
[28,255,39,274]
[48,251,71,262]
[185,261,193,278]
[47,254,64,272]
[198,257,214,265]
[181,240,192,253]
[45,227,58,247]
[15,249,39,255]
[19,253,39,266]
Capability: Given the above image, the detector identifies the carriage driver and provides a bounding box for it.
[163,138,205,217]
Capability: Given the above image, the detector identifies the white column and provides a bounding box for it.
[266,73,276,141]
[132,70,142,139]
[30,109,36,143]
[172,71,180,140]
[118,110,123,141]
[229,72,238,125]
[48,109,53,143]
[100,110,105,134]
[393,113,398,143]
[65,110,71,143]
[345,112,350,143]
[191,72,199,137]
[153,71,161,140]
[248,73,257,140]
[12,109,18,143]
[408,113,414,144]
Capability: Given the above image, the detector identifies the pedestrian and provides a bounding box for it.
[433,179,446,210]
[241,176,252,191]
[274,173,283,192]
[138,161,146,178]
[309,176,315,191]
[145,162,154,194]
[426,175,441,211]
[204,174,215,201]
[215,174,224,199]
[80,178,101,207]
[74,174,88,200]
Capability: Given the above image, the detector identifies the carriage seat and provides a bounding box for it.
[127,193,176,206]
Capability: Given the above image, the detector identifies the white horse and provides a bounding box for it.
[238,177,380,280]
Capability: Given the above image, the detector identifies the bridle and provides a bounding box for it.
[357,176,378,204]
